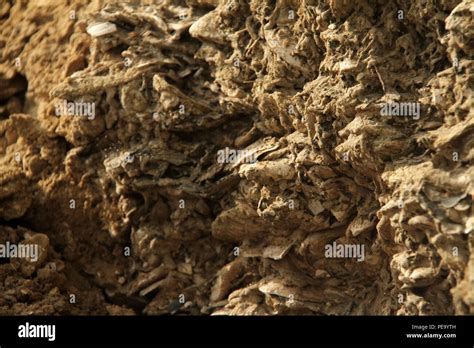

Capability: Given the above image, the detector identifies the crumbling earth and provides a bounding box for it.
[0,0,472,315]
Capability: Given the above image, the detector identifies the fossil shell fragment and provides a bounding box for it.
[86,22,117,37]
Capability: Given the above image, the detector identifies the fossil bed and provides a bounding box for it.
[0,0,472,315]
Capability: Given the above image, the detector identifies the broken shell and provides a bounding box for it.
[439,193,467,209]
[86,22,117,37]
[407,267,438,287]
[454,199,471,211]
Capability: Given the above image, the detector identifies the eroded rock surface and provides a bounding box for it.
[0,0,472,315]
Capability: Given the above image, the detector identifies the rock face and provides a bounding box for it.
[0,0,472,315]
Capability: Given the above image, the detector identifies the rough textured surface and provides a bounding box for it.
[0,0,472,315]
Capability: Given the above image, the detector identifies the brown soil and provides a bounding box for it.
[0,0,472,315]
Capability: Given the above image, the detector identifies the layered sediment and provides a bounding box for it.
[0,0,472,315]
